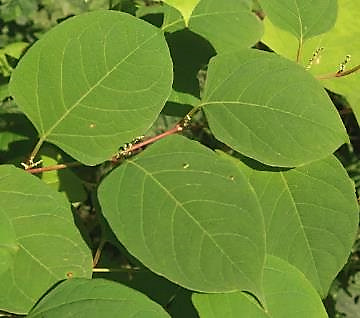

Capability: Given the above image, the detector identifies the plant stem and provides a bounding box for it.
[316,64,360,80]
[120,124,183,155]
[26,161,81,174]
[92,239,106,268]
[28,137,45,163]
[26,123,185,174]
[92,267,140,273]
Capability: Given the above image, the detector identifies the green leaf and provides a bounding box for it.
[9,10,173,165]
[193,255,328,318]
[193,290,269,318]
[0,165,92,314]
[258,0,337,42]
[27,278,170,318]
[232,154,358,296]
[98,134,265,295]
[188,0,263,53]
[201,48,347,167]
[262,0,360,125]
[162,0,200,27]
[0,209,18,276]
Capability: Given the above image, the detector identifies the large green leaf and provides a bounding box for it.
[258,0,337,41]
[27,278,170,318]
[192,255,328,318]
[0,165,92,314]
[262,0,360,124]
[201,49,347,167]
[232,154,358,297]
[98,135,265,295]
[9,10,173,165]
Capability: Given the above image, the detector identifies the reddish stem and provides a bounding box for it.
[26,124,184,174]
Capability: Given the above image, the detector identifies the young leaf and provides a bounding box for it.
[262,0,360,126]
[27,278,170,318]
[201,49,347,167]
[258,0,337,42]
[98,135,265,295]
[0,165,92,314]
[9,10,173,165]
[192,255,328,318]
[231,154,358,297]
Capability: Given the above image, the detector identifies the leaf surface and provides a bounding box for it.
[98,135,265,295]
[10,10,173,165]
[262,0,360,125]
[0,165,92,314]
[0,209,18,275]
[202,49,347,167]
[27,278,170,318]
[193,255,328,318]
[258,0,337,41]
[233,155,358,296]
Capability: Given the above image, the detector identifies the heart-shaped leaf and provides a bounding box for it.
[10,10,173,165]
[98,135,265,295]
[0,165,92,314]
[231,154,358,296]
[27,278,170,318]
[201,49,347,167]
[192,255,328,318]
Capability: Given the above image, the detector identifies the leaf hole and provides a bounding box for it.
[66,272,73,278]
[89,123,96,128]
[229,175,235,181]
[183,163,190,169]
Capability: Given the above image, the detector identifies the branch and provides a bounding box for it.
[316,64,360,80]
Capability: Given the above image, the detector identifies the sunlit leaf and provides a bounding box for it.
[258,0,337,41]
[262,0,360,125]
[162,0,200,26]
